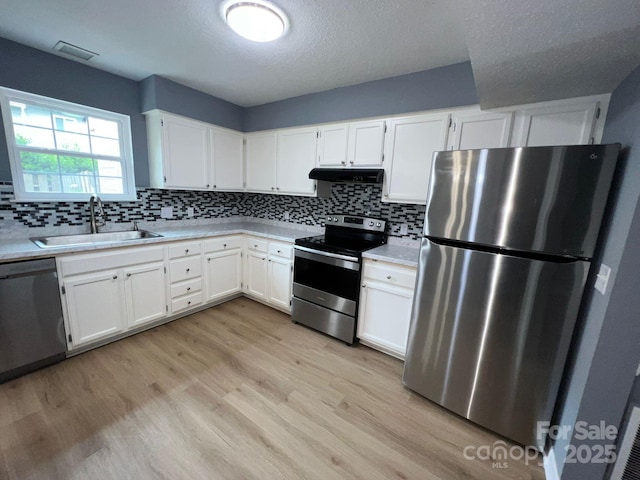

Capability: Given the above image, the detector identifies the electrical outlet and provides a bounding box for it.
[594,263,611,295]
[187,206,195,217]
[399,223,409,235]
[160,206,173,219]
[283,211,290,221]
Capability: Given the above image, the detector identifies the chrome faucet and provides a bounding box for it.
[89,194,105,233]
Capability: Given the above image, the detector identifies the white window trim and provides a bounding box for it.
[0,86,137,202]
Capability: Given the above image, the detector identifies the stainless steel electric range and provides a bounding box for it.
[291,215,387,344]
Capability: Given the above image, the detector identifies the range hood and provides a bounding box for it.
[308,168,384,184]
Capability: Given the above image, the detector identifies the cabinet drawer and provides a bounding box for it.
[170,277,202,299]
[268,242,293,259]
[168,241,201,259]
[169,256,202,283]
[203,236,242,253]
[246,238,268,253]
[363,261,416,289]
[171,291,203,314]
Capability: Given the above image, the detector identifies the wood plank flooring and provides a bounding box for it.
[0,298,545,479]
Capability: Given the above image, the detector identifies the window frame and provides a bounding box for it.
[0,87,137,202]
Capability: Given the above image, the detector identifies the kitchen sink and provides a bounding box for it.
[30,230,163,249]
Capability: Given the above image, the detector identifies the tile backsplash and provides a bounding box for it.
[0,183,425,241]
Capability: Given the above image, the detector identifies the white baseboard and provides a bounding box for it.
[543,448,561,480]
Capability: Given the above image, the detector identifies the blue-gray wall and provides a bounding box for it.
[553,63,640,480]
[0,37,150,186]
[243,62,478,131]
[140,75,243,131]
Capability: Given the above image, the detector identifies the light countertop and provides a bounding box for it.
[0,220,422,267]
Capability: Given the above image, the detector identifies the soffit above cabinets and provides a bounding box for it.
[0,1,638,109]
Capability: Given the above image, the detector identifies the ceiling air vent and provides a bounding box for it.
[53,41,98,61]
[611,406,640,479]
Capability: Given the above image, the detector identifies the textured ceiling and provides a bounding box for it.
[452,0,640,108]
[0,0,469,107]
[0,0,638,108]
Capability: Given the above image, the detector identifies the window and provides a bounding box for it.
[0,87,136,201]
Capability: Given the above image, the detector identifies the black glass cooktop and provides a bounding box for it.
[295,233,386,258]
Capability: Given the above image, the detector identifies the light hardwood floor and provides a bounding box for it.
[0,298,545,479]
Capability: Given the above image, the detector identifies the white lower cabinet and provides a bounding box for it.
[203,236,243,302]
[245,237,293,312]
[124,262,167,328]
[357,259,417,359]
[266,242,293,311]
[58,246,167,350]
[63,269,126,347]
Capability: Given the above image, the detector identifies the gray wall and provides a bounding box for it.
[243,62,478,131]
[553,63,640,479]
[140,75,243,131]
[0,37,150,186]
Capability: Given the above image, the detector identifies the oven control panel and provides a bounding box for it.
[324,215,386,232]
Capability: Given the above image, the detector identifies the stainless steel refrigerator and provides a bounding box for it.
[403,144,620,450]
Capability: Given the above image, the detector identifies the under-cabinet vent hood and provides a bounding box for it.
[308,168,384,184]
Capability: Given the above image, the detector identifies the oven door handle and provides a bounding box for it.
[294,246,360,270]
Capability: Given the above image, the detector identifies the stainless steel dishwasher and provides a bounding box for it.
[0,258,66,383]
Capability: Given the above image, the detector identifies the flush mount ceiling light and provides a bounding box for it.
[224,1,288,42]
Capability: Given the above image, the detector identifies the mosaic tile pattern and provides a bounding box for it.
[0,184,426,240]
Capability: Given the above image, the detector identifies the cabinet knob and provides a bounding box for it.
[185,249,189,254]
[341,161,346,165]
[350,161,354,165]
[254,244,258,248]
[186,268,190,273]
[223,243,227,247]
[187,287,191,291]
[113,275,118,280]
[386,275,392,280]
[271,187,275,190]
[268,259,271,262]
[214,185,217,188]
[187,301,192,305]
[126,273,132,278]
[276,187,280,191]
[206,184,210,188]
[207,258,211,262]
[362,284,366,288]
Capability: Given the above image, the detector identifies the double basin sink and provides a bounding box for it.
[31,230,163,249]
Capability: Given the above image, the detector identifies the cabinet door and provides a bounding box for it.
[348,120,386,167]
[513,102,598,147]
[383,113,450,204]
[205,249,242,302]
[124,262,167,328]
[450,111,513,150]
[245,251,268,300]
[64,270,126,347]
[162,113,210,189]
[357,280,414,359]
[268,256,292,311]
[211,127,244,191]
[245,131,277,193]
[276,127,317,195]
[318,124,349,167]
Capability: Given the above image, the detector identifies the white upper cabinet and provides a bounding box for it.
[449,110,513,150]
[511,97,604,147]
[383,113,450,204]
[210,127,243,191]
[348,120,386,167]
[151,111,210,189]
[318,124,349,167]
[245,131,278,193]
[276,126,317,195]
